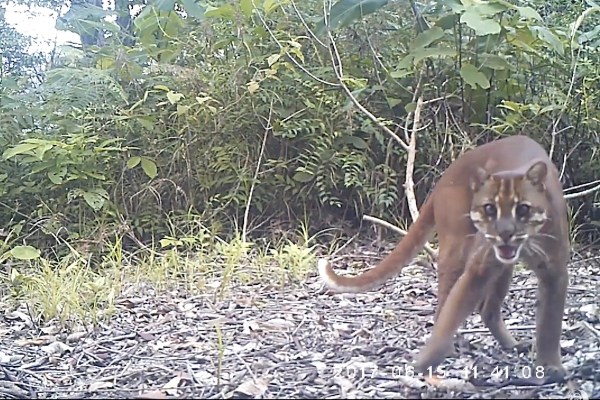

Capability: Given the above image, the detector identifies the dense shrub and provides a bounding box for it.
[0,0,598,257]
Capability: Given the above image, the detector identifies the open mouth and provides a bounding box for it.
[496,245,518,261]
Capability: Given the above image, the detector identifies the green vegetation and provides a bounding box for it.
[0,0,598,325]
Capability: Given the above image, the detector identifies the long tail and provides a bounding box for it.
[317,197,436,293]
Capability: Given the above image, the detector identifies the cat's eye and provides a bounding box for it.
[483,203,497,217]
[515,203,530,218]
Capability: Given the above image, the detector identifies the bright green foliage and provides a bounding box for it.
[0,6,45,80]
[0,0,598,260]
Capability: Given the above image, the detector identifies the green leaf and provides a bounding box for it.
[56,1,113,36]
[141,158,158,179]
[33,143,54,160]
[48,171,64,185]
[460,63,490,89]
[167,91,184,104]
[386,97,404,108]
[155,0,177,11]
[180,0,206,19]
[540,104,562,114]
[405,102,417,113]
[263,0,288,14]
[389,69,413,79]
[314,0,389,36]
[342,136,368,149]
[471,2,507,17]
[480,54,513,70]
[435,13,458,30]
[516,6,542,21]
[136,117,156,131]
[411,27,445,49]
[460,9,501,36]
[267,53,281,66]
[82,191,106,211]
[292,171,314,183]
[532,27,564,56]
[579,25,600,45]
[507,27,537,51]
[10,245,40,260]
[247,81,260,94]
[84,171,107,181]
[3,143,38,160]
[498,101,522,112]
[444,0,464,14]
[240,0,254,17]
[410,46,456,64]
[204,4,236,20]
[128,156,142,169]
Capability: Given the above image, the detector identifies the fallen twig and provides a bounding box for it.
[362,214,438,260]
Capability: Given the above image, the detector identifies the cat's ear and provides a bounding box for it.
[470,167,489,192]
[525,160,548,186]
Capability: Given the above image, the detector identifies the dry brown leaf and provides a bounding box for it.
[4,311,34,330]
[163,376,182,389]
[205,280,222,289]
[424,374,443,386]
[396,375,427,389]
[332,376,355,394]
[228,341,260,356]
[66,331,88,342]
[0,351,24,363]
[40,325,60,335]
[134,390,168,399]
[138,331,157,341]
[580,304,598,317]
[5,310,32,325]
[233,377,270,397]
[118,297,146,307]
[20,357,48,369]
[192,370,218,385]
[41,341,73,356]
[15,337,51,346]
[88,381,114,391]
[438,377,475,391]
[311,360,328,374]
[206,316,228,326]
[177,301,196,313]
[332,322,351,332]
[243,320,260,333]
[162,376,182,396]
[174,340,204,350]
[234,296,256,307]
[259,318,295,331]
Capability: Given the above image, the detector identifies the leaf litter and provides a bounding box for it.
[0,241,598,399]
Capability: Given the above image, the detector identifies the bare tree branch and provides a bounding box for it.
[363,214,437,260]
[404,95,424,223]
[243,100,273,243]
[564,182,600,199]
[325,31,409,152]
[322,25,438,261]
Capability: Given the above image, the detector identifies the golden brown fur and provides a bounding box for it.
[317,135,570,382]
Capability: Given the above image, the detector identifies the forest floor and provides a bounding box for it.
[0,238,598,399]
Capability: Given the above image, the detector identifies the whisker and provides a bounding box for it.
[534,232,557,240]
[526,239,549,263]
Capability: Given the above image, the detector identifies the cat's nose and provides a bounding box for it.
[496,218,516,243]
